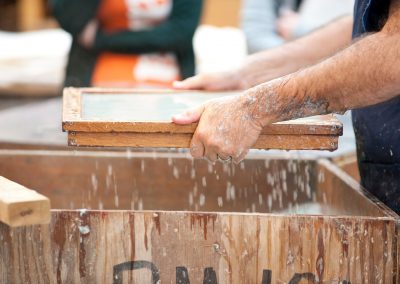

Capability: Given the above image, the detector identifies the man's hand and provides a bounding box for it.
[172,94,264,163]
[172,70,246,91]
[173,17,352,92]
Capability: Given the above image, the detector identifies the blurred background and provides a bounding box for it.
[0,0,247,95]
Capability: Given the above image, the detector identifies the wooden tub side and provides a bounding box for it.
[315,159,389,217]
[0,150,317,213]
[0,210,398,283]
[316,159,400,282]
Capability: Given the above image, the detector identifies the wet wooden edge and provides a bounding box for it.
[47,209,397,222]
[62,87,343,136]
[318,159,399,220]
[67,132,339,151]
[319,160,400,282]
[0,149,320,160]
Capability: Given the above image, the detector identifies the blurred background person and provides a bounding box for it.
[52,0,202,88]
[242,0,354,54]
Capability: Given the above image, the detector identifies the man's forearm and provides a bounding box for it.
[239,16,353,88]
[245,9,400,125]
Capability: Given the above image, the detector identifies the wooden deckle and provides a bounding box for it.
[62,87,343,150]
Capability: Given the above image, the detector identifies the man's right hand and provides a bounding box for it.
[173,16,353,92]
[173,70,247,91]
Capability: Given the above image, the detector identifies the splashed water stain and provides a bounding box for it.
[52,212,69,284]
[153,213,161,235]
[78,225,90,235]
[190,214,217,240]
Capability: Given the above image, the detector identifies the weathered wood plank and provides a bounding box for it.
[0,211,398,283]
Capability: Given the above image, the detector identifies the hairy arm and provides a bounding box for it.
[248,1,400,126]
[240,15,353,88]
[172,1,400,163]
[174,16,353,90]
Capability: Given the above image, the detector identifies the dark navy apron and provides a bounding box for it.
[352,0,400,214]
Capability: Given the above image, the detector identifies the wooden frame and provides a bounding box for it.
[62,87,343,150]
[0,150,398,283]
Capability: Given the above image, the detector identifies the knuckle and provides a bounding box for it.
[195,131,205,143]
[207,140,219,149]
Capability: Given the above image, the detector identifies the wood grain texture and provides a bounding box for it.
[0,150,398,282]
[68,132,339,150]
[0,176,50,227]
[0,211,398,283]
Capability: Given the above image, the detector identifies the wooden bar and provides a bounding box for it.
[62,87,343,150]
[68,132,339,150]
[0,150,397,283]
[0,176,50,227]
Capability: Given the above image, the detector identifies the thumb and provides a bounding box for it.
[172,104,205,124]
[173,75,206,90]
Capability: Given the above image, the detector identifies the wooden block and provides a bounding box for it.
[68,132,338,150]
[62,87,343,150]
[0,176,50,227]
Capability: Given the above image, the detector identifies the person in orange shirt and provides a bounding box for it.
[52,0,202,88]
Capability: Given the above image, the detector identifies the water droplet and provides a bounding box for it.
[79,225,90,235]
[199,194,205,206]
[217,197,223,207]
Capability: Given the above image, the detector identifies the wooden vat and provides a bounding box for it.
[0,150,398,283]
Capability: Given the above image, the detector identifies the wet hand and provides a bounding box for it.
[172,95,263,163]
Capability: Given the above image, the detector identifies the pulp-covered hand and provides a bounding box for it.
[172,94,263,163]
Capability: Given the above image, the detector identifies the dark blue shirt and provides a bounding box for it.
[352,0,400,213]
